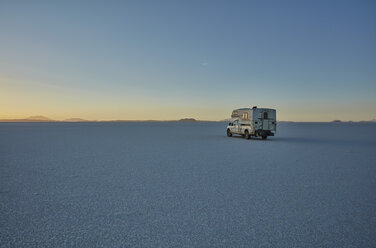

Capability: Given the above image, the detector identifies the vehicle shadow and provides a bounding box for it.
[227,135,268,141]
[270,137,318,143]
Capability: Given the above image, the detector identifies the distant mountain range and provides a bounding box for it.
[0,116,200,122]
[0,116,54,122]
[332,119,376,123]
[0,116,90,122]
[0,116,375,123]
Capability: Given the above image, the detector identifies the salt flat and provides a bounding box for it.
[0,122,375,247]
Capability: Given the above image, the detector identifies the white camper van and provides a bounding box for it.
[226,106,276,140]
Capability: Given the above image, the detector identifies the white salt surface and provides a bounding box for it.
[0,122,376,247]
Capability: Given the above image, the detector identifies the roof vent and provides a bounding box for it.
[252,106,257,109]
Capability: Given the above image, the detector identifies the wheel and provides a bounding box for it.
[262,136,267,140]
[227,129,232,137]
[244,130,250,139]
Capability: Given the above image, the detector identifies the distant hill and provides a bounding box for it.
[25,116,53,121]
[0,116,54,122]
[220,118,232,122]
[178,118,197,122]
[63,118,90,122]
[359,119,376,123]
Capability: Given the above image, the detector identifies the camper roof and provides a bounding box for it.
[228,118,239,122]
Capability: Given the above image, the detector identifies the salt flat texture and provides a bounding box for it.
[1,122,375,247]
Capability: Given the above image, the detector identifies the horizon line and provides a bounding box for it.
[0,118,375,124]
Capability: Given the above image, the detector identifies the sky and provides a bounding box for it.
[1,0,375,121]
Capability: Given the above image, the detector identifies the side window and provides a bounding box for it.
[263,112,268,119]
[242,113,248,119]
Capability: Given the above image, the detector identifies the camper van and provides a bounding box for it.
[227,106,276,140]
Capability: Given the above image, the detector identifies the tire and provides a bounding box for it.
[244,130,250,139]
[227,129,232,137]
[262,136,267,140]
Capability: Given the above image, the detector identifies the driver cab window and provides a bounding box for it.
[233,120,238,125]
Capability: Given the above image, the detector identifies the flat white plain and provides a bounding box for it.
[0,122,375,247]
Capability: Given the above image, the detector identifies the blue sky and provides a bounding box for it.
[1,0,375,121]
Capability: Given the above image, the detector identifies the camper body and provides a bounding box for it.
[226,107,276,140]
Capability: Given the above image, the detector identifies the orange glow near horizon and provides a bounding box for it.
[1,77,375,122]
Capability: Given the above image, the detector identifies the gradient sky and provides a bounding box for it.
[1,0,375,121]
